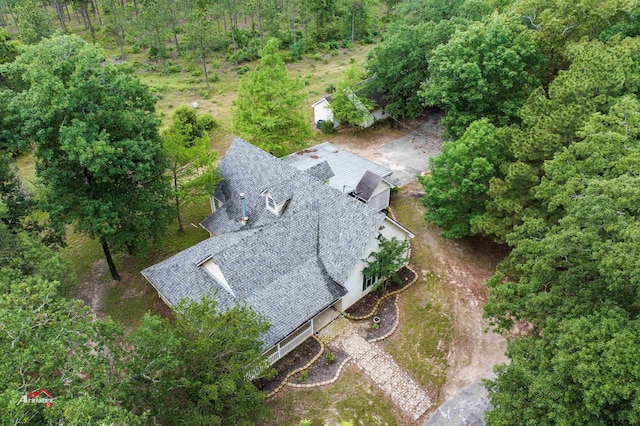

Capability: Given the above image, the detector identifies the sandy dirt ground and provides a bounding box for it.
[333,115,510,402]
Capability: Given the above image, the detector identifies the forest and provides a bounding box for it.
[1,0,639,424]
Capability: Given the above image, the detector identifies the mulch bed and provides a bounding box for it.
[365,296,397,341]
[345,266,416,318]
[253,337,321,393]
[294,345,349,384]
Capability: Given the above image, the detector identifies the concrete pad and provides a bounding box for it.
[374,112,444,187]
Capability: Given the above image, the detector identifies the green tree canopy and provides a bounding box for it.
[233,38,312,157]
[420,15,542,138]
[474,37,640,243]
[329,65,375,128]
[486,309,640,425]
[163,106,221,232]
[12,35,172,280]
[363,235,409,291]
[366,19,462,119]
[420,119,507,238]
[124,297,270,424]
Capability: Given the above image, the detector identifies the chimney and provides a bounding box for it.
[240,193,248,223]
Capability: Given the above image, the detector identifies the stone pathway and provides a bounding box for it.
[316,316,432,423]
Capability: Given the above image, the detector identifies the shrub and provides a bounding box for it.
[320,120,334,134]
[298,370,308,382]
[236,65,250,75]
[325,350,336,365]
[325,83,336,93]
[197,114,218,132]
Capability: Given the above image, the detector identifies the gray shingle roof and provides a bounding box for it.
[355,170,384,201]
[283,142,392,194]
[306,160,335,182]
[143,138,386,348]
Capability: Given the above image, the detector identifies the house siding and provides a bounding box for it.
[340,217,411,310]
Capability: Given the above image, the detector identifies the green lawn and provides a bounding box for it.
[382,188,454,395]
[263,368,403,426]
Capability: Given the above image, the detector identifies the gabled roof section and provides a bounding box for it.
[144,138,392,347]
[306,160,334,182]
[283,142,392,194]
[355,170,385,201]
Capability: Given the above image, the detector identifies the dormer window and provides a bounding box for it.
[266,195,276,211]
[261,188,290,215]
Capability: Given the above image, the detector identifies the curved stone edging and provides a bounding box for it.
[286,356,353,389]
[265,336,325,400]
[367,295,400,343]
[344,264,418,321]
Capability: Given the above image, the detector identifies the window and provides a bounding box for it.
[266,195,276,211]
[363,274,377,291]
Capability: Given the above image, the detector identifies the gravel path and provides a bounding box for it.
[318,317,432,422]
[340,333,432,422]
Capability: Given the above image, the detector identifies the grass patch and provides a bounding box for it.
[263,368,402,426]
[103,199,212,327]
[383,187,454,394]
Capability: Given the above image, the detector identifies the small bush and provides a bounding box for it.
[325,83,336,93]
[198,114,218,132]
[236,65,250,75]
[298,370,308,382]
[202,90,209,99]
[325,350,336,365]
[303,78,310,86]
[166,63,181,74]
[320,120,334,134]
[190,68,203,77]
[208,73,220,83]
[310,52,323,61]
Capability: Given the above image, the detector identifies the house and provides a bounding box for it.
[283,142,394,211]
[141,138,413,366]
[312,82,390,129]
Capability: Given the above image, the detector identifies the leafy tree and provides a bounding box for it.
[329,65,374,129]
[513,0,633,81]
[485,309,640,425]
[124,297,270,424]
[0,204,141,424]
[537,94,640,222]
[474,38,640,243]
[367,19,462,119]
[0,29,28,155]
[135,0,172,73]
[233,38,311,156]
[363,235,409,291]
[163,106,221,232]
[397,0,492,23]
[420,16,542,139]
[420,119,507,238]
[484,175,640,332]
[13,35,172,281]
[99,0,129,58]
[184,7,217,90]
[14,0,53,44]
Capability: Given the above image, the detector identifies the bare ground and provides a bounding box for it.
[73,259,110,320]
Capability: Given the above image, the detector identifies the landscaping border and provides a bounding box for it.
[344,264,418,320]
[265,336,325,399]
[286,357,353,389]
